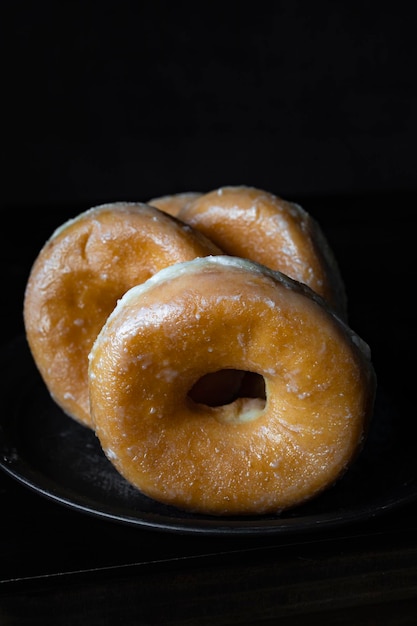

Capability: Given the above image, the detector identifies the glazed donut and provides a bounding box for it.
[88,255,376,516]
[23,202,222,429]
[178,185,348,319]
[148,191,202,217]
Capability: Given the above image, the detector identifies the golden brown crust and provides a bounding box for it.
[178,185,348,319]
[89,256,376,516]
[148,191,202,217]
[23,202,222,429]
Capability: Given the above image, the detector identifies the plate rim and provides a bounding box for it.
[1,335,416,537]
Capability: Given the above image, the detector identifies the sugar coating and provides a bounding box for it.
[91,255,371,363]
[48,201,205,245]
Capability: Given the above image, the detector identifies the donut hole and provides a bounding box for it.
[188,369,266,412]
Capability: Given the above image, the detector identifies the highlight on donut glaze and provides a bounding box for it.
[88,255,376,516]
[23,202,222,429]
[148,191,202,217]
[178,185,348,320]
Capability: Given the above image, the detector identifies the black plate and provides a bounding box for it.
[1,335,416,536]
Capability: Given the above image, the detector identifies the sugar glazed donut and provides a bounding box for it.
[178,185,348,319]
[89,256,376,516]
[23,202,222,429]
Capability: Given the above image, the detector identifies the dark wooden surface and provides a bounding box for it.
[1,194,416,624]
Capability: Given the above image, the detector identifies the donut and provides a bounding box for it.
[148,191,202,217]
[178,185,348,319]
[23,202,222,429]
[88,255,376,516]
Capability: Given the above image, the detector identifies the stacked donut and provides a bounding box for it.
[24,186,376,516]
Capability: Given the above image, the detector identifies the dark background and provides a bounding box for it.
[1,0,415,348]
[2,1,416,207]
[2,0,415,373]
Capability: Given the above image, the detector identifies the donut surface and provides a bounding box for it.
[148,191,202,217]
[89,255,376,516]
[23,202,222,429]
[178,185,348,319]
